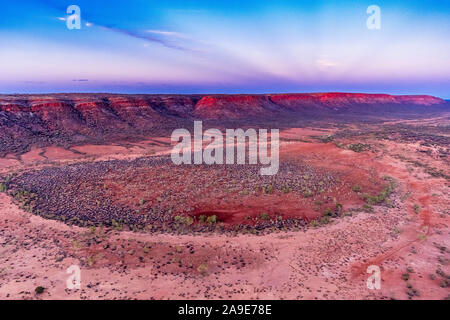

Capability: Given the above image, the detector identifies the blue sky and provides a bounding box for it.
[0,0,449,97]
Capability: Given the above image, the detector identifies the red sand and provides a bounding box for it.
[0,124,448,300]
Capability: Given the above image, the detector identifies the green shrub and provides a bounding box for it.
[347,143,370,153]
[111,219,123,230]
[320,216,330,224]
[262,185,273,194]
[0,174,13,192]
[364,179,396,206]
[282,184,292,193]
[206,215,217,224]
[174,215,194,226]
[260,213,270,220]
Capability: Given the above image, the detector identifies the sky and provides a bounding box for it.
[0,0,449,98]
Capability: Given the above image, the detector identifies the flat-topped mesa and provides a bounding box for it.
[193,93,446,118]
[0,93,447,154]
[0,92,445,117]
[0,93,449,144]
[309,92,444,105]
[193,95,279,119]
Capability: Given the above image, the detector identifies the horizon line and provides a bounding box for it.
[0,91,448,100]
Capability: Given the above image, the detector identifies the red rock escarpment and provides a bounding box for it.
[0,92,447,153]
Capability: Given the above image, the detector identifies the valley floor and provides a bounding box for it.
[0,119,448,300]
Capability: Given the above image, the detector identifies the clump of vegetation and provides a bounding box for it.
[302,189,313,198]
[0,174,13,193]
[35,286,45,294]
[260,213,270,220]
[111,219,123,231]
[281,184,292,193]
[364,177,396,206]
[9,188,38,214]
[241,189,249,196]
[436,269,446,278]
[174,215,194,226]
[0,183,7,193]
[87,256,95,267]
[352,185,362,192]
[262,185,274,194]
[320,216,330,225]
[362,204,373,212]
[417,233,427,241]
[322,203,343,218]
[413,204,420,214]
[206,215,217,224]
[317,135,334,143]
[433,268,449,288]
[392,226,402,236]
[406,287,420,298]
[346,143,370,153]
[197,263,209,276]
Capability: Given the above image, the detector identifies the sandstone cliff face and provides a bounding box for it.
[0,93,447,154]
[193,93,445,119]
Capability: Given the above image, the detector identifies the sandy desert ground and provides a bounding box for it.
[0,112,448,300]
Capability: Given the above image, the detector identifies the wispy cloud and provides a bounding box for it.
[146,30,186,38]
[47,1,189,51]
[97,25,189,51]
[316,58,338,70]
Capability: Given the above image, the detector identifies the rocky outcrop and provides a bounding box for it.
[0,93,447,154]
